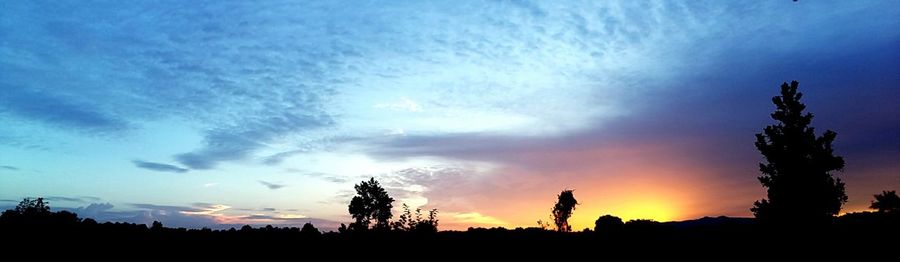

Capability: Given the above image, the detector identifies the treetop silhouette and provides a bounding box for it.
[348,177,395,231]
[552,189,578,232]
[871,190,900,213]
[752,80,847,224]
[15,197,50,215]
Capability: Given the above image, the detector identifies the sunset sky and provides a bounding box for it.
[1,1,899,231]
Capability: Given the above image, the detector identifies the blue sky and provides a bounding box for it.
[1,1,899,230]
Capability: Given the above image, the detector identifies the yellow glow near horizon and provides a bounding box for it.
[565,177,696,229]
[613,201,677,222]
[568,199,679,229]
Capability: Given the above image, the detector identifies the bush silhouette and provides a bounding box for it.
[348,177,395,231]
[594,215,624,235]
[871,190,900,213]
[300,222,321,235]
[752,80,847,225]
[392,203,439,233]
[551,189,578,232]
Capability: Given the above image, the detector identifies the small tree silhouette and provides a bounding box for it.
[348,177,394,231]
[300,222,321,235]
[870,190,900,213]
[752,81,847,224]
[552,189,578,232]
[151,221,164,231]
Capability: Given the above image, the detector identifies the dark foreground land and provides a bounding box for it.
[2,211,898,257]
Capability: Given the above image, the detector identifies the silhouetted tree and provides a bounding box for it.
[15,197,50,215]
[871,190,900,213]
[151,221,164,231]
[551,189,578,232]
[752,81,847,224]
[300,222,321,235]
[594,215,624,234]
[348,177,394,231]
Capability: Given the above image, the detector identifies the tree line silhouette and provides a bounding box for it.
[2,81,899,251]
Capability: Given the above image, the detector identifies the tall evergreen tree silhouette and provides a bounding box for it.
[552,189,578,232]
[348,177,394,231]
[752,80,847,224]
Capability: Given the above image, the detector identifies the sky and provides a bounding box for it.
[1,1,899,231]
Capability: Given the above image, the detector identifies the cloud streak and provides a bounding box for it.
[132,160,189,173]
[259,181,286,190]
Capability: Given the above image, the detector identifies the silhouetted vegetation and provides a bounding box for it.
[301,222,321,235]
[551,189,578,232]
[392,204,439,233]
[348,177,395,231]
[594,215,624,235]
[752,81,848,225]
[2,196,899,252]
[871,190,900,213]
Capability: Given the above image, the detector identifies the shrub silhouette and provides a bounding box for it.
[348,177,394,231]
[392,203,439,233]
[752,80,847,225]
[871,190,900,213]
[552,189,578,232]
[594,215,624,235]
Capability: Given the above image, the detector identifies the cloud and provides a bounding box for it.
[132,160,189,173]
[261,149,309,166]
[130,203,199,213]
[0,88,128,133]
[241,214,305,220]
[40,196,103,203]
[175,113,332,169]
[127,203,225,228]
[44,196,87,203]
[57,202,341,231]
[72,203,114,218]
[79,196,102,201]
[259,180,286,190]
[285,170,351,184]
